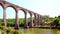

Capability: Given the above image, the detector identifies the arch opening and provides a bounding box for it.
[18,10,25,27]
[0,5,3,26]
[27,12,30,26]
[6,7,16,27]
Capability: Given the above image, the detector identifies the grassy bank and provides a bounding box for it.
[0,26,21,34]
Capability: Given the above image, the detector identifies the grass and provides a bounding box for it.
[56,30,60,34]
[0,26,60,34]
[0,26,20,34]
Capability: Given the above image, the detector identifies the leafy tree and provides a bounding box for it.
[43,15,50,22]
[53,19,59,28]
[58,15,60,18]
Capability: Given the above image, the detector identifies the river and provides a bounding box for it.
[19,28,60,34]
[0,28,60,34]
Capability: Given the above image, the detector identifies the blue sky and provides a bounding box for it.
[0,0,60,18]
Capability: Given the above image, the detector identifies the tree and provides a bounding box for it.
[58,15,60,18]
[53,19,59,28]
[44,15,50,22]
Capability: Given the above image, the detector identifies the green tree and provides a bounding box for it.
[53,19,59,28]
[43,15,50,22]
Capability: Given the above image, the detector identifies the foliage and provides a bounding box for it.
[42,15,53,23]
[0,15,60,28]
[53,19,59,25]
[0,18,31,27]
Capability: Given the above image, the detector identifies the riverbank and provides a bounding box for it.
[0,26,60,34]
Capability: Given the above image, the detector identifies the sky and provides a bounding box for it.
[0,0,60,18]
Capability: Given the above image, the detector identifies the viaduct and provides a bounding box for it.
[0,0,44,29]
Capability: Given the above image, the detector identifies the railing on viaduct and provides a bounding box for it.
[0,0,44,29]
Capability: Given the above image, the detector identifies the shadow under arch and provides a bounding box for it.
[6,7,16,27]
[0,5,3,26]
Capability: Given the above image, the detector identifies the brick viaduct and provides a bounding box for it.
[0,0,44,29]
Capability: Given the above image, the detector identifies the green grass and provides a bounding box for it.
[56,30,60,34]
[0,26,20,34]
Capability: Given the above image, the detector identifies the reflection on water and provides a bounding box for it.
[20,28,60,34]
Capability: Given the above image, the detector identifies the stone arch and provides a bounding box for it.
[33,13,37,26]
[18,9,25,27]
[0,3,4,9]
[31,13,34,25]
[0,4,3,26]
[27,11,31,26]
[28,11,33,21]
[28,11,32,16]
[37,14,40,26]
[20,9,27,14]
[6,5,17,12]
[39,15,43,26]
[36,14,39,24]
[32,13,36,20]
[6,7,16,27]
[31,13,35,27]
[27,11,34,27]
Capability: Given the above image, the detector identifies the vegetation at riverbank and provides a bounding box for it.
[0,15,60,34]
[42,15,60,28]
[0,18,31,27]
[0,26,60,34]
[0,26,21,34]
[0,15,60,28]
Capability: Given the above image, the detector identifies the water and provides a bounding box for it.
[0,27,60,34]
[19,28,60,34]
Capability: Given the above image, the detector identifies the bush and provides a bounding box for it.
[52,19,59,28]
